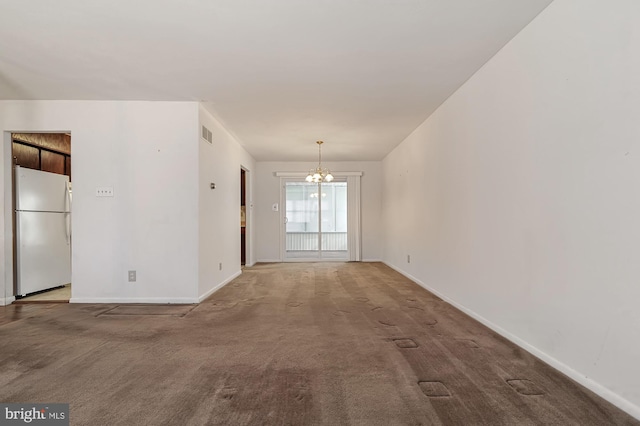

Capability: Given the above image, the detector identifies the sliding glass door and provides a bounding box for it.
[284,180,348,260]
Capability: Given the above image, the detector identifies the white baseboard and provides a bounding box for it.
[68,271,244,305]
[1,296,15,306]
[256,259,382,263]
[382,261,640,421]
[198,270,242,302]
[70,297,199,304]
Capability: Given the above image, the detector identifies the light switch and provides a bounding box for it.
[272,203,279,212]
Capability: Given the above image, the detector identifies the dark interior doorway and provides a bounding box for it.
[240,168,246,266]
[12,132,72,302]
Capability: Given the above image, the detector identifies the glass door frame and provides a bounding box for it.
[277,171,362,263]
[282,178,348,261]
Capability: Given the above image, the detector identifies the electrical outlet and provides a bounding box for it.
[96,187,114,197]
[407,255,411,263]
[128,270,136,282]
[219,263,222,271]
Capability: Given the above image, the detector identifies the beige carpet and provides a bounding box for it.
[0,262,637,425]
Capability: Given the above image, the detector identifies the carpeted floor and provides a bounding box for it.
[0,262,637,425]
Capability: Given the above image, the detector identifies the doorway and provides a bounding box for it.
[240,168,247,266]
[283,179,348,261]
[278,172,362,262]
[12,133,72,303]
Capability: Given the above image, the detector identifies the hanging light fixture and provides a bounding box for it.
[305,140,334,183]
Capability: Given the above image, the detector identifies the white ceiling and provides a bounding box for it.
[0,0,552,161]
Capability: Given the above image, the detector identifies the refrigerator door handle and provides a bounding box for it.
[65,181,72,245]
[65,213,71,245]
[65,180,71,211]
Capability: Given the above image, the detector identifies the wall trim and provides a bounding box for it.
[275,171,363,177]
[282,258,349,263]
[382,261,640,421]
[346,175,362,261]
[198,270,242,302]
[0,296,15,306]
[256,259,282,263]
[70,297,200,304]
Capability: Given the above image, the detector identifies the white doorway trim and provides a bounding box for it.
[1,132,15,305]
[346,174,361,262]
[240,166,253,267]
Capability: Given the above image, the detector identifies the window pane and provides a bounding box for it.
[321,182,347,252]
[285,180,347,257]
[286,182,318,251]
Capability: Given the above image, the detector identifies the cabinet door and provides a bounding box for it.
[12,142,40,169]
[41,151,65,175]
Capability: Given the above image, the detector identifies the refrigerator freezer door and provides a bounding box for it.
[16,211,71,295]
[15,166,70,213]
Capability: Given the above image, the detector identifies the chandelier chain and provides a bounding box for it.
[306,140,334,183]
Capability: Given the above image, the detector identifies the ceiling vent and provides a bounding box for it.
[201,125,213,144]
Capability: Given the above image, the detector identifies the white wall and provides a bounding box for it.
[198,105,255,301]
[382,0,640,418]
[0,101,200,303]
[255,161,382,262]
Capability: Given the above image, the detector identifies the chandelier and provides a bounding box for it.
[305,140,334,183]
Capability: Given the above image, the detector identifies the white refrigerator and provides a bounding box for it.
[15,166,72,296]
